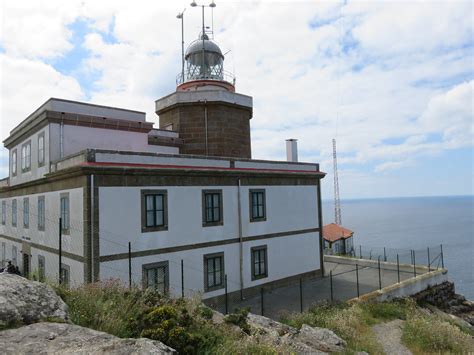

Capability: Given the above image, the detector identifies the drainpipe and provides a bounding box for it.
[317,182,324,276]
[237,178,244,299]
[204,100,209,155]
[90,174,95,282]
[60,113,65,159]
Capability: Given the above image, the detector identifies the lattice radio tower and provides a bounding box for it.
[332,138,342,225]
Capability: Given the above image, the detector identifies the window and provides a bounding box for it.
[1,200,5,225]
[250,189,266,222]
[12,199,17,227]
[21,141,31,172]
[38,196,45,231]
[12,150,17,176]
[23,198,29,228]
[202,190,223,226]
[1,243,5,267]
[12,246,17,266]
[141,190,168,232]
[60,194,70,234]
[143,261,169,294]
[60,263,70,288]
[204,252,224,291]
[251,245,268,280]
[38,255,45,282]
[38,133,45,166]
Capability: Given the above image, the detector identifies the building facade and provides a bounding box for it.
[0,29,325,302]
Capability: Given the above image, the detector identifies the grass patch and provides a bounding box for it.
[402,311,474,353]
[281,302,383,354]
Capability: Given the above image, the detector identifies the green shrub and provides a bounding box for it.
[359,299,413,324]
[224,307,251,334]
[402,312,474,353]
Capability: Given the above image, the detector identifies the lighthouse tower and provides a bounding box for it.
[155,18,253,158]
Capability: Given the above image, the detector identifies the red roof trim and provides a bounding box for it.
[80,161,325,175]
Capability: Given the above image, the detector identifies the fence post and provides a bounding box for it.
[413,250,417,277]
[181,259,184,298]
[330,270,334,303]
[410,250,413,265]
[356,264,360,298]
[299,278,303,313]
[225,274,228,315]
[397,254,400,283]
[58,217,62,285]
[260,287,264,316]
[359,245,362,259]
[440,244,444,269]
[378,257,382,290]
[427,247,431,272]
[384,247,387,262]
[128,242,132,289]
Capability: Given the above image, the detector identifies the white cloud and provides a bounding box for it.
[0,0,472,198]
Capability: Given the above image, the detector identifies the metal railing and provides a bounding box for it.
[176,69,235,86]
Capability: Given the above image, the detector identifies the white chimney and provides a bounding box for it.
[286,139,298,162]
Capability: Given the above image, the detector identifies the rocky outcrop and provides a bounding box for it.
[412,281,474,326]
[0,322,175,354]
[246,313,346,354]
[0,274,68,327]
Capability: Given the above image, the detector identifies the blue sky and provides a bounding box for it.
[0,0,472,200]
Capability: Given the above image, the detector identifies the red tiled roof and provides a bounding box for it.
[323,223,354,242]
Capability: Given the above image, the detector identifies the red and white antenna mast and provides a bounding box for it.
[333,138,342,225]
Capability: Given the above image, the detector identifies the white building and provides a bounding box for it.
[0,27,325,303]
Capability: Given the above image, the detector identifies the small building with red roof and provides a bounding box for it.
[323,223,354,255]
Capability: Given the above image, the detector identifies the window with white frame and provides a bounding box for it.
[23,198,29,228]
[38,196,45,231]
[21,141,31,172]
[12,199,17,227]
[60,194,70,234]
[38,133,45,166]
[12,150,17,176]
[1,200,5,225]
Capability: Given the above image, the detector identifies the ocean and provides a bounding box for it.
[322,196,474,300]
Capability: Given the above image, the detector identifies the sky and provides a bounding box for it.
[0,0,472,200]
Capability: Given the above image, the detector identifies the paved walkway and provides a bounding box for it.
[214,261,425,320]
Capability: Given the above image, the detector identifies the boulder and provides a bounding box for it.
[295,324,346,353]
[0,322,175,354]
[0,274,68,327]
[246,313,345,354]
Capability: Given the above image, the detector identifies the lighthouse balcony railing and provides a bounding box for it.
[176,69,235,86]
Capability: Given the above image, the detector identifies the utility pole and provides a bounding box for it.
[333,138,342,225]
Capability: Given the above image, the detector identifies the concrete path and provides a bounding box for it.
[372,319,412,355]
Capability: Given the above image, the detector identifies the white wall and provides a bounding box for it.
[99,184,320,298]
[0,187,84,285]
[100,232,319,299]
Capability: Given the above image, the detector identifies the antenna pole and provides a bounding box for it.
[202,5,205,77]
[181,12,185,82]
[333,138,342,225]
